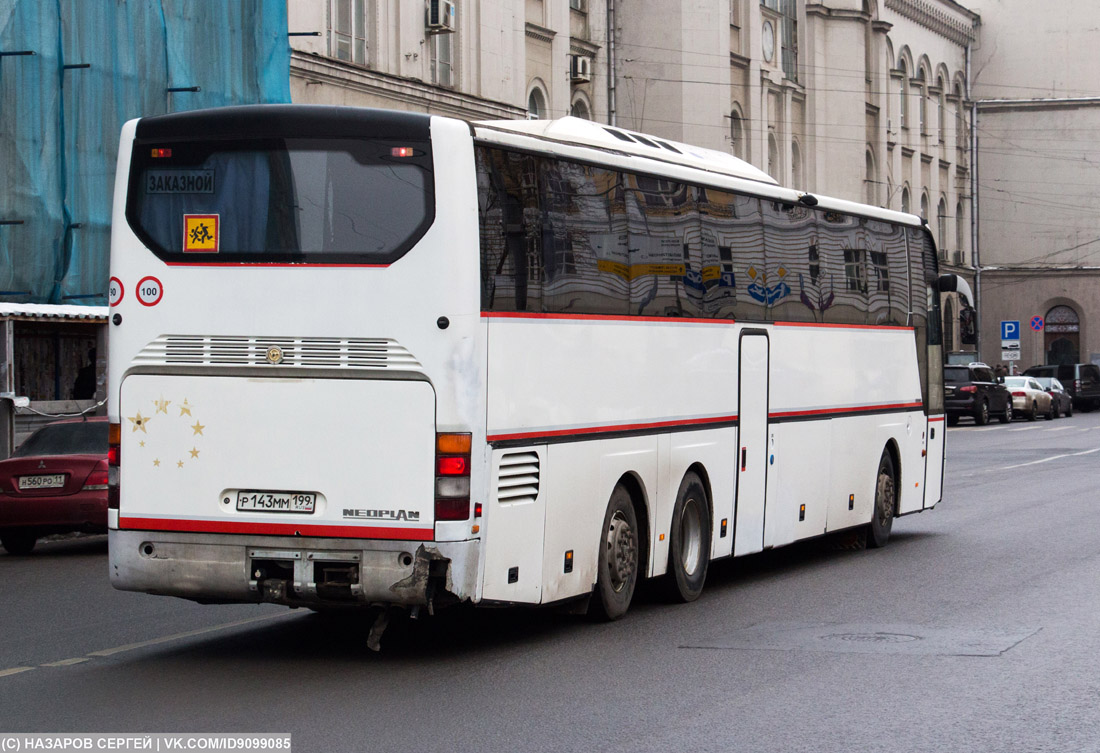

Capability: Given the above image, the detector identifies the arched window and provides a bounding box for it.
[954,82,965,153]
[916,67,927,134]
[901,186,910,214]
[527,87,548,119]
[937,74,946,143]
[956,200,965,262]
[898,59,909,129]
[937,197,947,252]
[865,149,877,205]
[1045,305,1081,365]
[768,133,780,180]
[730,109,744,159]
[920,192,928,222]
[791,141,803,188]
[570,98,590,120]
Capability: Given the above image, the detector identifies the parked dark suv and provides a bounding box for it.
[944,363,1013,425]
[1022,363,1100,411]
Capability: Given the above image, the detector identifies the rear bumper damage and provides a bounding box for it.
[109,528,478,609]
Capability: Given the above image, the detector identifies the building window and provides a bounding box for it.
[897,59,908,129]
[791,141,802,188]
[570,97,590,119]
[430,27,454,87]
[900,186,910,214]
[956,200,965,261]
[865,149,876,205]
[329,0,367,65]
[730,109,744,159]
[916,67,927,135]
[937,197,947,252]
[528,87,548,119]
[767,133,780,180]
[937,75,946,143]
[761,0,797,81]
[570,0,587,10]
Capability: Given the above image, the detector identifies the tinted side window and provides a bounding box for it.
[1081,366,1100,385]
[698,189,764,320]
[816,211,866,325]
[944,367,968,383]
[973,367,994,382]
[761,201,814,323]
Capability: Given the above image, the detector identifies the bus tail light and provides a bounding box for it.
[108,422,121,509]
[435,433,471,521]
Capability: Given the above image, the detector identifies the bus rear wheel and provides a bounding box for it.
[666,472,710,603]
[867,451,896,549]
[589,484,639,621]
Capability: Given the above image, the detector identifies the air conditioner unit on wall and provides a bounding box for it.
[427,0,456,33]
[570,55,592,83]
[953,249,964,265]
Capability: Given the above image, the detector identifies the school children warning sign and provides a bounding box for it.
[183,214,219,253]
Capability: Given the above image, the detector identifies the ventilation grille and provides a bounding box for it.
[134,335,422,371]
[497,451,540,505]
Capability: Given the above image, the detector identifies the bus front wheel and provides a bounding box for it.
[666,471,710,603]
[589,484,639,621]
[867,451,896,549]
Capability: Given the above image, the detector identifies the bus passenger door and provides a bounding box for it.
[734,331,769,556]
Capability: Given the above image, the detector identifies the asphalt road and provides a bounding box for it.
[3,410,1100,752]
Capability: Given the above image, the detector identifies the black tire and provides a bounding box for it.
[974,400,990,426]
[947,414,960,426]
[665,472,711,603]
[1047,400,1057,420]
[0,530,37,556]
[1066,402,1073,418]
[589,484,640,621]
[867,451,896,549]
[1027,401,1038,421]
[998,402,1012,424]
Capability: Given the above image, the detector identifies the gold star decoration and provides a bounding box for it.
[179,399,193,417]
[191,421,205,436]
[139,440,146,448]
[189,447,200,459]
[127,412,151,433]
[153,458,161,467]
[154,397,171,414]
[177,460,184,468]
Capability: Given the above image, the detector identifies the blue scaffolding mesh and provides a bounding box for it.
[0,0,291,305]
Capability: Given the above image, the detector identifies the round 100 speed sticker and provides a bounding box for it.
[136,276,164,306]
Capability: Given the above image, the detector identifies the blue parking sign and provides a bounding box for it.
[1001,320,1020,340]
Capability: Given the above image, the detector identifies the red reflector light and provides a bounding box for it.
[474,503,482,517]
[151,148,172,158]
[959,385,977,393]
[438,456,468,476]
[435,498,470,521]
[108,444,120,467]
[83,469,109,490]
[391,147,415,158]
[1011,391,1026,397]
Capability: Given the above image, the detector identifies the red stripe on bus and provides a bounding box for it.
[481,311,735,325]
[773,321,915,331]
[119,517,434,541]
[927,416,946,423]
[487,414,739,443]
[769,402,924,419]
[164,262,390,268]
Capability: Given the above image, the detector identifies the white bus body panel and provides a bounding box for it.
[118,375,435,537]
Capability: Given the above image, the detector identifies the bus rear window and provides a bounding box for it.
[126,138,434,264]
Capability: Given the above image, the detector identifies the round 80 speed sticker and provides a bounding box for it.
[136,276,164,306]
[108,277,124,307]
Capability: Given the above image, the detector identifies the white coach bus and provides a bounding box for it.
[107,106,952,623]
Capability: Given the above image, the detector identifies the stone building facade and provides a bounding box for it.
[286,0,980,354]
[972,0,1100,370]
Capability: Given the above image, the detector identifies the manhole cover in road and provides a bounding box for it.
[820,632,920,644]
[681,622,1039,656]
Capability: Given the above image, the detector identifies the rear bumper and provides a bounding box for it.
[108,528,479,608]
[0,491,108,530]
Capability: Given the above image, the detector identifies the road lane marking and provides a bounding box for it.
[1009,426,1042,432]
[87,613,288,657]
[1044,426,1073,432]
[2,612,292,679]
[40,658,90,667]
[1001,447,1100,470]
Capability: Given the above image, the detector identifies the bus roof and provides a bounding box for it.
[472,115,924,230]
